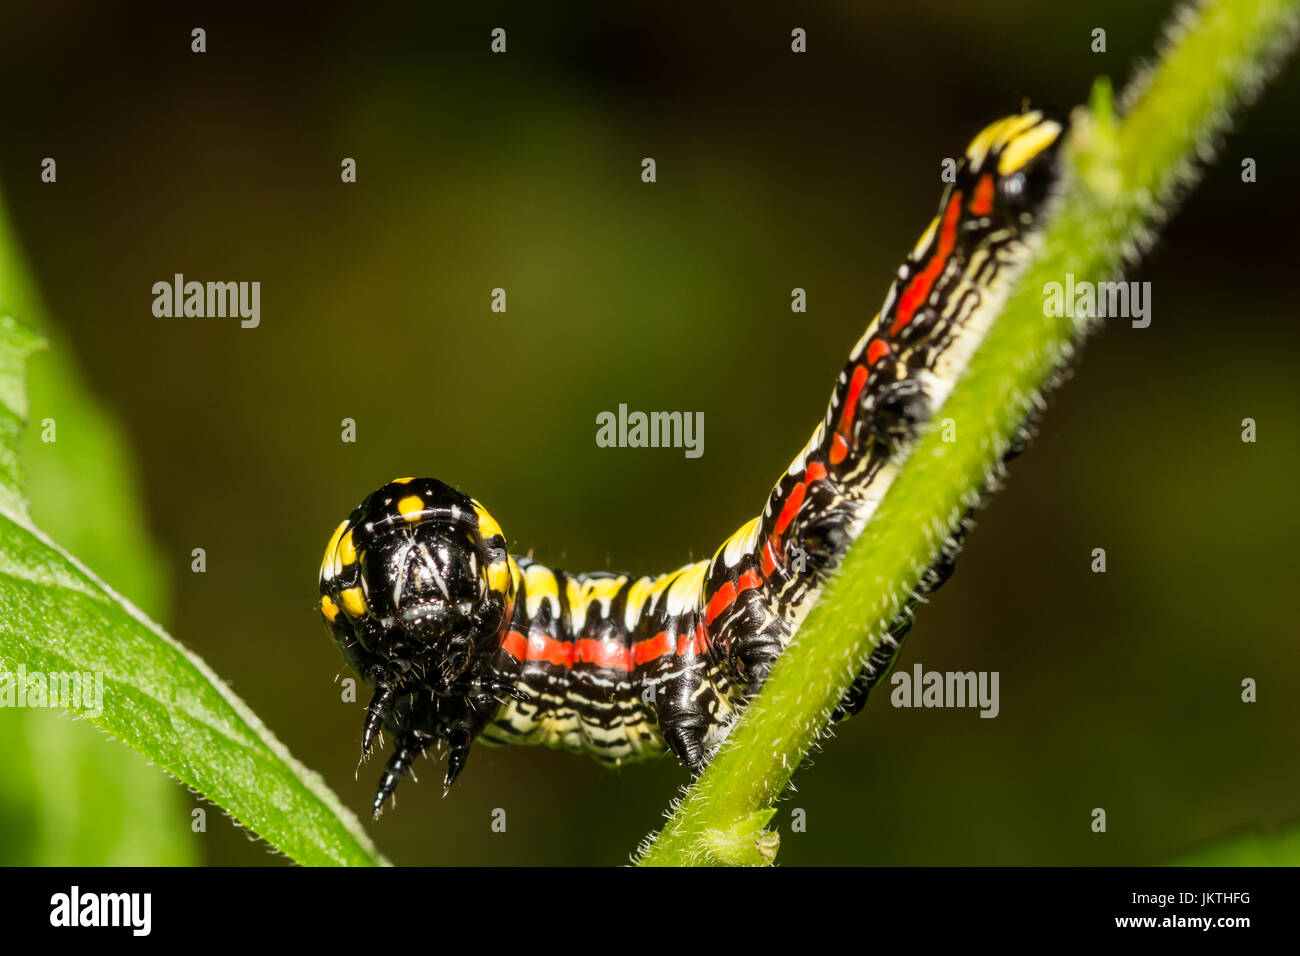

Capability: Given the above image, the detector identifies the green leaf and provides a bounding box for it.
[0,316,41,521]
[0,209,386,867]
[0,189,199,865]
[0,336,385,866]
[636,0,1300,866]
[0,349,198,865]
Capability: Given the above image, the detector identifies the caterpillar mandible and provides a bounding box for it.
[317,110,1067,817]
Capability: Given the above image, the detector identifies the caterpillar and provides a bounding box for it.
[317,110,1067,818]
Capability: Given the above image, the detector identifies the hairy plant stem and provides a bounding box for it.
[635,0,1300,867]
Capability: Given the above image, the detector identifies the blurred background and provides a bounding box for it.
[0,0,1296,865]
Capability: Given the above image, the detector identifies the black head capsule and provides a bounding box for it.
[318,477,520,814]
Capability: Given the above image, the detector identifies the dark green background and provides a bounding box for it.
[0,1,1296,865]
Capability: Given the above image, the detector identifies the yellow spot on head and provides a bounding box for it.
[320,595,340,622]
[487,559,511,597]
[340,587,367,618]
[391,476,415,484]
[472,500,504,539]
[397,495,425,522]
[966,111,1042,168]
[320,520,348,581]
[337,529,356,566]
[997,119,1063,175]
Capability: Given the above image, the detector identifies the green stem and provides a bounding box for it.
[635,0,1300,867]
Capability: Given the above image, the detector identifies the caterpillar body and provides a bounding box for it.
[317,110,1067,817]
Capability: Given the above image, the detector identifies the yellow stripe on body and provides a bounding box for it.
[713,515,761,571]
[572,576,629,630]
[622,575,657,630]
[522,564,560,619]
[664,560,708,617]
[910,216,940,259]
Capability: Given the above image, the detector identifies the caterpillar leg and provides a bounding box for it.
[653,658,728,773]
[869,376,933,446]
[440,692,504,793]
[661,712,711,773]
[831,506,969,721]
[832,615,912,721]
[372,726,435,819]
[368,684,508,814]
[443,724,474,793]
[718,590,793,697]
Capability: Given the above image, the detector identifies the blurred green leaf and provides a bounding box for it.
[1171,822,1300,865]
[0,315,38,521]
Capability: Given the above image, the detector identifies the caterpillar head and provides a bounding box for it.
[961,109,1067,223]
[318,477,516,757]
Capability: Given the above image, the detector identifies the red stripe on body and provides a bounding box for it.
[867,338,890,366]
[829,432,850,465]
[835,364,870,435]
[969,174,994,216]
[676,623,710,657]
[528,632,574,667]
[575,638,632,670]
[890,190,963,337]
[702,566,765,628]
[501,630,527,659]
[774,482,807,536]
[632,631,673,666]
[703,581,736,627]
[501,624,691,671]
